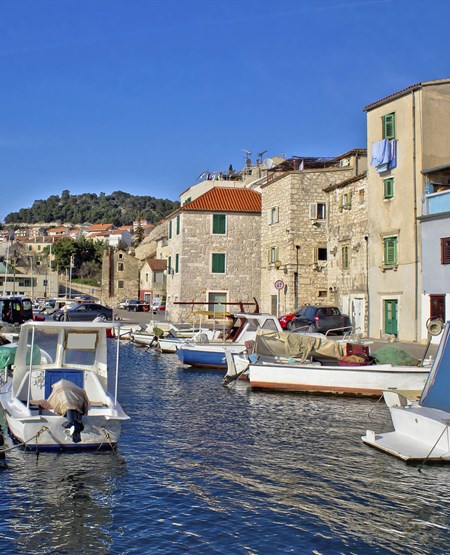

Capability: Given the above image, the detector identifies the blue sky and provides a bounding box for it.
[0,0,448,219]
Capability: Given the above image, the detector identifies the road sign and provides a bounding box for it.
[274,279,284,290]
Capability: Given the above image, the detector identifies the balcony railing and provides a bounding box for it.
[423,189,450,215]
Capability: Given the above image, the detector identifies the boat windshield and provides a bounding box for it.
[260,319,279,332]
[63,331,98,366]
[32,329,60,364]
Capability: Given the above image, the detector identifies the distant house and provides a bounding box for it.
[86,223,115,236]
[14,227,30,238]
[90,229,132,247]
[133,219,148,230]
[29,227,46,239]
[48,226,70,237]
[139,258,167,304]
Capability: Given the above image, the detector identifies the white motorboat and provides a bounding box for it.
[224,330,429,397]
[362,321,450,462]
[0,321,129,451]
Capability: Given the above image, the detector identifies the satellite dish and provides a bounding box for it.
[263,158,275,169]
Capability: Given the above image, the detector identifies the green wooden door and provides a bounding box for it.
[384,300,398,336]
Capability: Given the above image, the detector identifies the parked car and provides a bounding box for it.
[118,299,132,309]
[152,303,166,314]
[127,300,149,312]
[278,308,303,330]
[52,302,113,322]
[290,305,352,335]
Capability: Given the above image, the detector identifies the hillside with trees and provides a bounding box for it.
[4,189,179,226]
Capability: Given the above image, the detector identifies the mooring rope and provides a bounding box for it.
[418,420,450,473]
[0,425,49,454]
[97,427,116,452]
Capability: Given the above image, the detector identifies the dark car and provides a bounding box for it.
[290,305,352,335]
[127,300,148,312]
[52,302,113,322]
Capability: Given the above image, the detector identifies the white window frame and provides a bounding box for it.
[267,207,279,225]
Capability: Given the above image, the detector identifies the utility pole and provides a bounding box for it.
[29,256,34,299]
[69,255,74,299]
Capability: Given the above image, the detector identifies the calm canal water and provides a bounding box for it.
[1,341,450,554]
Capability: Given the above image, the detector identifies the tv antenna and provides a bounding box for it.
[242,149,252,168]
[256,150,267,165]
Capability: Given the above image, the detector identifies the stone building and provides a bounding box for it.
[365,78,450,341]
[324,172,368,335]
[165,187,261,322]
[101,249,140,307]
[259,151,367,317]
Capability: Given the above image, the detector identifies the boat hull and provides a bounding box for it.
[177,344,246,368]
[249,361,428,397]
[4,409,123,451]
[362,405,450,461]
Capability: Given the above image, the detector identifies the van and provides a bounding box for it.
[0,297,33,325]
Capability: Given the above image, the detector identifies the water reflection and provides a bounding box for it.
[2,447,126,554]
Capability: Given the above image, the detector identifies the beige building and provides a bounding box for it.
[365,79,450,341]
[166,187,261,322]
[324,172,368,335]
[260,151,367,317]
[139,258,167,305]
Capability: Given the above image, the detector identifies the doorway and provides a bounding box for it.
[384,299,398,337]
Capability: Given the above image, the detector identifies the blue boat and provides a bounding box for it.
[176,313,282,369]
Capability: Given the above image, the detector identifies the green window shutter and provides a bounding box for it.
[169,220,172,239]
[213,214,226,234]
[268,249,271,263]
[384,237,398,265]
[383,113,396,139]
[176,215,180,235]
[384,178,394,199]
[212,253,225,273]
[168,256,172,272]
[175,253,179,273]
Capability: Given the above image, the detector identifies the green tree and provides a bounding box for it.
[48,238,77,271]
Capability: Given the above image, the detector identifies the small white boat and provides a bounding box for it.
[0,321,130,451]
[132,328,223,353]
[224,330,429,397]
[362,321,450,462]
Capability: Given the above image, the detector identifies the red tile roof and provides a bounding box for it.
[145,258,167,270]
[86,223,114,232]
[181,187,261,213]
